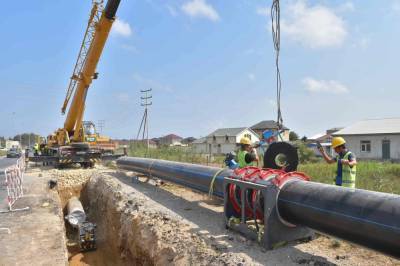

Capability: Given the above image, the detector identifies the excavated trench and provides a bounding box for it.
[57,176,154,265]
[55,171,229,266]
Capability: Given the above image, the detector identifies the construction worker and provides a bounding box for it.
[237,137,259,168]
[318,137,357,188]
[33,143,39,156]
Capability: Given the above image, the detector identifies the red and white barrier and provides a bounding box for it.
[1,154,29,213]
[4,166,23,210]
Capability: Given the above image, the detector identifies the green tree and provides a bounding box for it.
[13,133,42,147]
[289,131,299,141]
[296,141,317,163]
[0,136,5,148]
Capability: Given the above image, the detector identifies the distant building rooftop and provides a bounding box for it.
[208,127,253,137]
[161,134,183,140]
[333,118,400,135]
[251,120,289,131]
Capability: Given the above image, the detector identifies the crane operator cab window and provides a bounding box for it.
[83,121,97,142]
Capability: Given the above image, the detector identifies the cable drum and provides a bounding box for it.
[263,142,298,172]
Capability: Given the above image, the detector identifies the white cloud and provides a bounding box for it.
[280,1,348,48]
[112,19,132,37]
[248,73,256,81]
[302,77,349,94]
[181,0,220,21]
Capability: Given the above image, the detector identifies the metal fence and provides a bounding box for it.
[1,154,29,213]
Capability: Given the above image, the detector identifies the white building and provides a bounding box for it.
[6,140,20,150]
[332,118,400,161]
[192,127,260,155]
[191,137,207,154]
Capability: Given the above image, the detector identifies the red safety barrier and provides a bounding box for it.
[4,166,23,210]
[1,154,29,213]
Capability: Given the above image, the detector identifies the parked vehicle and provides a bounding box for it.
[7,148,21,158]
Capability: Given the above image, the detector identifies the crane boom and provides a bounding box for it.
[63,0,121,142]
[61,1,103,115]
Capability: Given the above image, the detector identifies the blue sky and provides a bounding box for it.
[0,0,399,139]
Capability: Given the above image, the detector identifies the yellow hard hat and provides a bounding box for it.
[332,137,346,148]
[239,137,251,145]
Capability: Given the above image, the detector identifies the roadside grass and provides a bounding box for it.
[126,144,400,194]
[298,161,400,194]
[127,143,225,167]
[0,150,6,157]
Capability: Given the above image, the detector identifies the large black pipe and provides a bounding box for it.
[117,157,400,257]
[117,157,232,198]
[278,180,400,258]
[105,0,121,19]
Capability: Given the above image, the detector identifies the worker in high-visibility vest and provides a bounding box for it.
[237,137,259,168]
[33,143,39,156]
[318,137,357,188]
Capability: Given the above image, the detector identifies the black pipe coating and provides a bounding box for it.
[117,157,232,198]
[278,180,400,258]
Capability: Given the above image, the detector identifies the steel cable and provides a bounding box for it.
[271,0,283,130]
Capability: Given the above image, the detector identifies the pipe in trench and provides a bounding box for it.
[117,157,400,258]
[66,196,86,228]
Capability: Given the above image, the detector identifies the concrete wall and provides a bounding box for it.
[198,129,261,155]
[192,129,263,155]
[203,136,237,155]
[192,143,207,154]
[341,134,400,160]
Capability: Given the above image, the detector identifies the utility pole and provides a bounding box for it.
[136,89,152,155]
[97,120,105,134]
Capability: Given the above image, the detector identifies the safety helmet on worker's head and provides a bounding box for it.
[332,137,346,149]
[239,137,251,145]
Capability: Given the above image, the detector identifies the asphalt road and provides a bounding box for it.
[0,156,19,173]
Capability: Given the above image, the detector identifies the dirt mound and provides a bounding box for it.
[85,174,251,265]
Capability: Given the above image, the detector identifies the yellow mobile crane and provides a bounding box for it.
[43,0,121,168]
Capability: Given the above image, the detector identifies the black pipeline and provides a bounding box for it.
[117,157,400,258]
[278,180,400,257]
[117,157,231,198]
